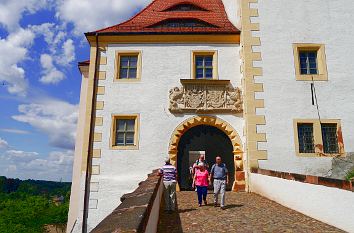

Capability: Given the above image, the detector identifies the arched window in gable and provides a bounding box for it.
[148,19,217,28]
[164,3,207,12]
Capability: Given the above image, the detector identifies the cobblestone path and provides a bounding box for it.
[157,191,343,233]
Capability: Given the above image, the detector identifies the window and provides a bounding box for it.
[293,44,328,81]
[299,51,317,75]
[119,56,137,79]
[149,19,217,28]
[321,123,339,154]
[164,4,207,12]
[111,115,139,149]
[115,51,142,81]
[297,123,315,153]
[192,51,217,79]
[195,55,213,79]
[293,119,344,157]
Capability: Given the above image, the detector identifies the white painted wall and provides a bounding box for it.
[257,0,354,175]
[250,173,354,233]
[86,44,243,230]
[67,69,89,233]
[222,0,240,28]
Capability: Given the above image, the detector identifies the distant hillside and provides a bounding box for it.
[0,176,71,196]
[0,176,71,233]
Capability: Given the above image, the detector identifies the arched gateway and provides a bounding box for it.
[168,116,245,191]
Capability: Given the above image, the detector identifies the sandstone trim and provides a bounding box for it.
[241,0,267,169]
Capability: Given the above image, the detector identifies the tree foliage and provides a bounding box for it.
[0,177,70,232]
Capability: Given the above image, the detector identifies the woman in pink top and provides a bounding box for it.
[192,162,209,207]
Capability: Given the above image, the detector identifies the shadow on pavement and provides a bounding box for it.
[178,208,197,213]
[157,198,184,233]
[223,204,243,209]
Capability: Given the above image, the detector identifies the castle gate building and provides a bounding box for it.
[67,0,354,232]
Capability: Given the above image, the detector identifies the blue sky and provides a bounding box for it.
[0,0,150,182]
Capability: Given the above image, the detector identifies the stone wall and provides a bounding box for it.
[329,153,354,180]
[91,170,162,233]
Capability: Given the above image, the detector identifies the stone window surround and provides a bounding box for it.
[114,51,142,82]
[191,50,218,80]
[293,43,328,81]
[110,114,140,150]
[293,119,344,157]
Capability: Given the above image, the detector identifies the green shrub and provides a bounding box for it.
[345,168,354,181]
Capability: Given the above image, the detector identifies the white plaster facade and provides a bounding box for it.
[256,0,354,175]
[87,44,244,230]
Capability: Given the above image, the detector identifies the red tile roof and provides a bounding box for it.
[86,0,239,35]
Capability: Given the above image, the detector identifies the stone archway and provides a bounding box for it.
[168,116,245,191]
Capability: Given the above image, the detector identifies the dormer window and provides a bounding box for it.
[149,19,217,28]
[164,3,207,12]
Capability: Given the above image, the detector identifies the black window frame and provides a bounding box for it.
[298,123,315,153]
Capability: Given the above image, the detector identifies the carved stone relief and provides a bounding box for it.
[169,80,243,113]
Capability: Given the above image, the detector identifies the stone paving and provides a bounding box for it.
[157,191,344,233]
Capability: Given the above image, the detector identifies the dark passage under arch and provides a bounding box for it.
[177,124,234,190]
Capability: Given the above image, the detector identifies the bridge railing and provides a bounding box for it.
[91,170,163,233]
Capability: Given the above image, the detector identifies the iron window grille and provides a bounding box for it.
[299,51,318,75]
[116,119,135,146]
[321,123,339,154]
[298,123,315,153]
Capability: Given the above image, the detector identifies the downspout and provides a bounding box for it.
[82,32,100,233]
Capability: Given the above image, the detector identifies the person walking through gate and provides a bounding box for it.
[210,156,229,209]
[192,162,209,207]
[191,154,209,191]
[158,158,177,212]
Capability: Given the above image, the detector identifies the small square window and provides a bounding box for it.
[195,55,213,79]
[297,123,315,153]
[115,51,141,81]
[119,56,138,79]
[293,44,328,81]
[321,123,339,154]
[115,119,135,146]
[111,115,139,149]
[192,51,217,80]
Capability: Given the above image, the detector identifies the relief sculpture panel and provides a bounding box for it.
[169,80,243,113]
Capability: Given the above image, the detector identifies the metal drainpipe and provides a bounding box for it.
[82,33,100,233]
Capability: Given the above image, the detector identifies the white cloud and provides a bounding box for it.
[0,138,9,149]
[30,23,67,54]
[3,150,39,162]
[32,24,75,84]
[0,0,49,32]
[56,0,151,34]
[12,99,78,149]
[0,128,30,134]
[57,39,75,66]
[0,28,34,96]
[39,54,65,84]
[1,149,74,181]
